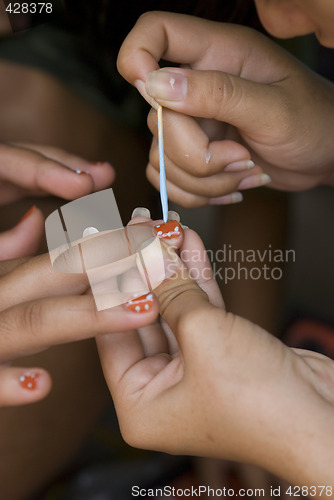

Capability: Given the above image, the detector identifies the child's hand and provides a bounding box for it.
[0,142,115,258]
[0,236,162,406]
[97,222,334,488]
[118,12,334,206]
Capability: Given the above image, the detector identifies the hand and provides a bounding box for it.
[97,219,334,489]
[117,12,334,206]
[0,142,115,259]
[0,227,160,406]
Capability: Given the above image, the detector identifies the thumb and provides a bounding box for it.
[144,67,287,135]
[0,206,44,260]
[153,253,218,354]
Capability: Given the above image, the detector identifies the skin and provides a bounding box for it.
[0,251,159,406]
[254,0,334,46]
[97,217,334,494]
[0,142,114,259]
[117,11,334,206]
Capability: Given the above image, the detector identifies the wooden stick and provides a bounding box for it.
[157,105,168,223]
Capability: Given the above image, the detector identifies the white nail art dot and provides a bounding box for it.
[156,225,160,228]
[28,383,32,388]
[146,294,153,300]
[175,226,179,232]
[158,231,162,236]
[135,305,140,312]
[145,304,149,310]
[167,232,172,237]
[20,376,25,382]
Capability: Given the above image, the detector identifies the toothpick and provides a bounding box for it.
[157,105,168,223]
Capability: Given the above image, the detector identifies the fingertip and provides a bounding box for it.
[84,161,116,191]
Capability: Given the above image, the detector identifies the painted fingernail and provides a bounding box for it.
[91,161,105,166]
[224,160,255,172]
[154,220,182,239]
[146,69,187,101]
[19,372,39,390]
[167,210,180,222]
[209,192,243,205]
[237,174,271,190]
[124,293,154,313]
[131,207,151,219]
[19,205,36,223]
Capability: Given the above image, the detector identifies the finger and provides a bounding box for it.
[180,229,225,309]
[13,143,116,191]
[0,142,95,201]
[127,215,184,250]
[0,366,51,407]
[0,206,44,260]
[146,164,210,208]
[0,293,159,362]
[148,109,253,177]
[154,253,220,355]
[148,164,246,208]
[117,13,229,87]
[0,252,89,311]
[137,321,169,357]
[117,12,287,92]
[149,138,263,198]
[145,67,289,139]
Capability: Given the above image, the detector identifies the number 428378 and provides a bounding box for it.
[6,3,52,14]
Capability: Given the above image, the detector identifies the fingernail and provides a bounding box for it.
[131,207,151,219]
[75,169,90,175]
[224,160,255,172]
[19,205,36,223]
[91,161,106,166]
[19,372,39,390]
[124,293,154,313]
[83,226,99,237]
[135,79,159,110]
[167,210,180,222]
[209,192,243,205]
[154,220,182,239]
[146,69,187,101]
[237,174,271,190]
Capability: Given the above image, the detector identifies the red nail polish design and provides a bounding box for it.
[154,220,182,239]
[125,293,154,313]
[19,205,36,223]
[19,373,39,390]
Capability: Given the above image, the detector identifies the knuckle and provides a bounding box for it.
[22,301,44,338]
[206,72,240,121]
